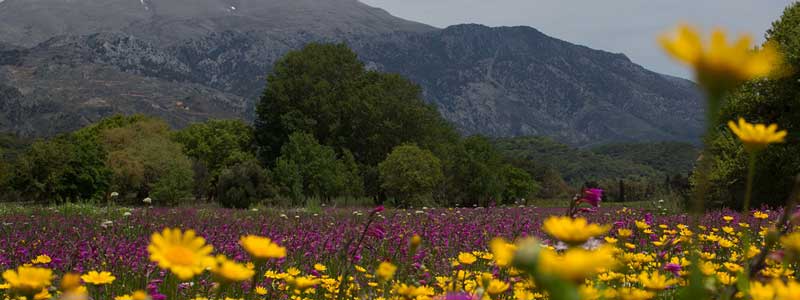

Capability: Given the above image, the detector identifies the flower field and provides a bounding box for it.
[1,204,798,299]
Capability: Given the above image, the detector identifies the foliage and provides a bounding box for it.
[592,142,699,176]
[98,116,194,204]
[500,165,540,204]
[494,136,662,184]
[704,2,800,208]
[378,144,443,206]
[443,136,508,206]
[274,132,359,202]
[216,158,274,209]
[173,119,256,200]
[11,134,110,203]
[254,43,457,168]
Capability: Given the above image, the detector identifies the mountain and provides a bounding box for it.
[0,0,704,146]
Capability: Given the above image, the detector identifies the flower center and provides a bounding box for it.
[164,246,196,266]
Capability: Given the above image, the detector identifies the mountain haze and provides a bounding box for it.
[0,0,704,145]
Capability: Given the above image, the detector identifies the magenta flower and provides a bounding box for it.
[579,188,603,207]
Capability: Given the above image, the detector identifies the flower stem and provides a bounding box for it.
[743,152,757,213]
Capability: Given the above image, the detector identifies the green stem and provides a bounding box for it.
[743,152,757,213]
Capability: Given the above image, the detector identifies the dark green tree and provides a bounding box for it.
[443,136,507,206]
[216,158,275,209]
[274,132,358,202]
[12,134,110,203]
[254,43,458,201]
[174,119,256,201]
[703,3,800,208]
[378,144,444,206]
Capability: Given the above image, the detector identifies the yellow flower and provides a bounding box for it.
[254,286,268,295]
[728,118,787,153]
[313,263,326,272]
[638,271,677,290]
[147,228,214,280]
[538,246,616,282]
[617,229,633,238]
[209,255,255,283]
[33,288,51,300]
[410,234,422,252]
[458,252,477,265]
[660,24,783,96]
[749,281,775,300]
[31,255,51,265]
[781,232,800,254]
[81,271,116,285]
[753,211,770,219]
[287,275,320,291]
[1,266,53,297]
[618,287,655,300]
[542,216,609,245]
[239,235,287,260]
[486,279,510,295]
[723,216,734,222]
[286,267,301,276]
[490,238,516,267]
[376,261,397,281]
[60,272,82,292]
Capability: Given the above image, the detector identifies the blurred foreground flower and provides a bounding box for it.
[660,24,783,99]
[542,216,609,246]
[1,266,53,298]
[728,118,787,153]
[147,228,213,280]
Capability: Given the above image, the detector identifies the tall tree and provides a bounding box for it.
[703,3,800,208]
[378,144,444,206]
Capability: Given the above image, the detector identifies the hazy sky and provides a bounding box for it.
[361,0,793,79]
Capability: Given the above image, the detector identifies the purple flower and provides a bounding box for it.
[664,263,682,276]
[579,188,603,207]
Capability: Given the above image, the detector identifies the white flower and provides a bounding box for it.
[280,214,288,219]
[110,192,119,198]
[142,197,152,204]
[123,212,132,217]
[251,208,259,212]
[101,220,114,228]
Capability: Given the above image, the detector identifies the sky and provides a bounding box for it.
[360,0,793,79]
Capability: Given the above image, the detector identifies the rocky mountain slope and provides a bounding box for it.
[0,0,704,145]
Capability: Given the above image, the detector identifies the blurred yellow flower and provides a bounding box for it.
[59,272,82,292]
[542,216,609,245]
[1,266,53,297]
[538,246,616,282]
[749,281,775,300]
[31,255,51,265]
[376,261,397,281]
[660,24,783,96]
[254,286,268,295]
[148,228,214,280]
[728,118,787,153]
[458,252,477,265]
[617,229,633,238]
[80,271,115,285]
[489,238,516,267]
[313,263,327,272]
[209,255,255,283]
[753,211,770,219]
[486,279,510,295]
[781,232,800,254]
[239,235,287,260]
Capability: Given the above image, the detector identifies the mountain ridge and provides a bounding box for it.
[0,0,704,146]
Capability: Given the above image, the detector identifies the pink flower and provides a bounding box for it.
[579,188,603,207]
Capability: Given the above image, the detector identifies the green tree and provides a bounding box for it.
[274,132,357,202]
[216,158,275,209]
[173,119,256,201]
[501,165,540,204]
[12,134,110,203]
[378,144,444,206]
[703,3,800,208]
[99,117,194,204]
[254,43,458,199]
[443,136,507,206]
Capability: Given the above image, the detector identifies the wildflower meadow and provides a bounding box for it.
[1,8,800,300]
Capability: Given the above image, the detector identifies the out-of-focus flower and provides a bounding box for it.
[1,266,53,297]
[537,245,616,282]
[147,228,214,280]
[457,252,477,265]
[579,188,603,207]
[209,255,255,283]
[638,271,678,290]
[490,238,516,267]
[660,24,783,97]
[728,118,787,153]
[143,197,152,204]
[542,216,610,246]
[239,235,287,260]
[376,261,397,281]
[30,255,51,265]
